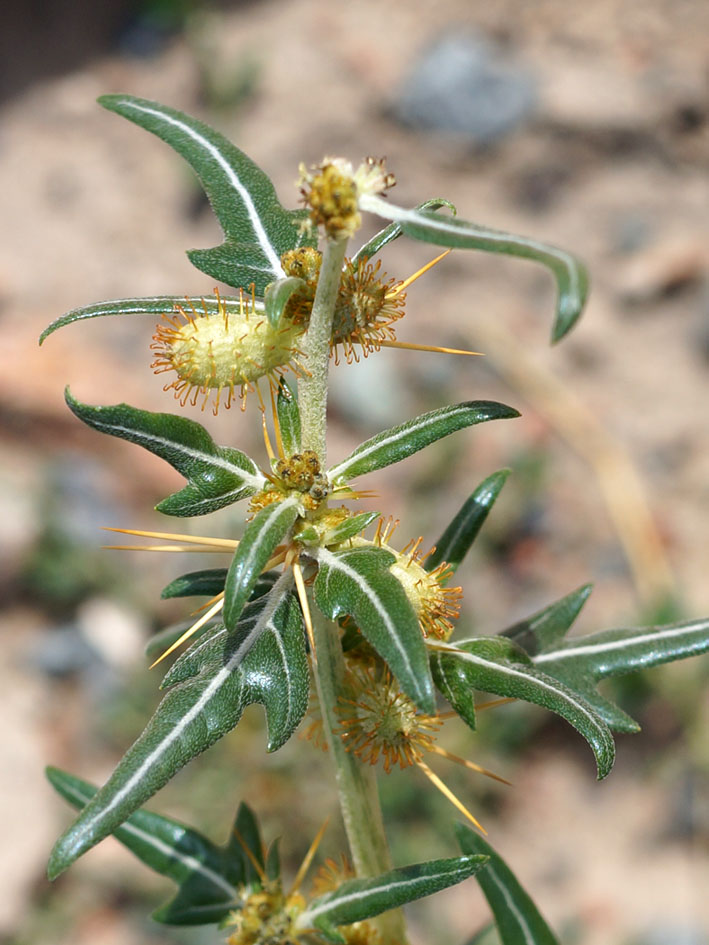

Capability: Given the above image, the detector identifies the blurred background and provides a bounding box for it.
[1,0,708,943]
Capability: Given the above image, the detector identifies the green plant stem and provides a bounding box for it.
[311,608,408,944]
[298,235,348,464]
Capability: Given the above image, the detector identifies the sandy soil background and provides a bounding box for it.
[1,1,708,943]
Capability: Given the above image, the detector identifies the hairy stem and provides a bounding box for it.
[298,235,348,463]
[312,608,408,944]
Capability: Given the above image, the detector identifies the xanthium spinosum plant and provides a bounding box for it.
[43,95,709,945]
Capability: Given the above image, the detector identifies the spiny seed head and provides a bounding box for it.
[151,293,305,414]
[331,259,405,364]
[337,665,441,773]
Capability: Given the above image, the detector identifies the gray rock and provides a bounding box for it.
[393,33,536,146]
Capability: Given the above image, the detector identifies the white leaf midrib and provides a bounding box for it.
[83,419,264,489]
[360,194,581,307]
[120,100,285,279]
[317,548,416,686]
[534,622,709,665]
[328,404,473,482]
[70,573,294,848]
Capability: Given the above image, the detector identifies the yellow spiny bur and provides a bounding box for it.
[151,290,306,414]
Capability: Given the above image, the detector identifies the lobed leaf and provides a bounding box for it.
[155,801,266,924]
[40,293,255,345]
[359,194,589,342]
[456,824,560,945]
[327,401,519,484]
[48,576,307,879]
[426,469,510,576]
[532,615,709,733]
[276,378,302,455]
[297,854,489,942]
[503,584,593,655]
[46,767,242,925]
[314,546,434,713]
[223,496,301,630]
[431,637,615,778]
[99,95,314,292]
[66,390,264,516]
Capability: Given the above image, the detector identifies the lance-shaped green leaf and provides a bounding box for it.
[160,568,278,602]
[223,496,301,630]
[426,469,510,576]
[532,616,709,733]
[327,401,519,484]
[431,637,615,778]
[277,378,301,454]
[314,546,434,713]
[161,568,230,601]
[350,198,457,270]
[359,194,589,342]
[456,824,560,945]
[503,584,593,655]
[264,276,306,327]
[40,293,256,344]
[48,576,307,879]
[321,511,381,547]
[46,767,242,925]
[297,855,489,942]
[99,95,314,292]
[66,390,264,516]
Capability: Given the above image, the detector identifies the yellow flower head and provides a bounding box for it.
[299,157,395,240]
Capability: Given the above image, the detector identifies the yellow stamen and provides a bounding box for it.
[426,743,511,786]
[387,250,451,297]
[415,759,487,835]
[149,594,225,669]
[288,817,329,896]
[378,339,483,357]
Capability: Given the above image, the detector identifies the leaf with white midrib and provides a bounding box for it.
[47,574,306,879]
[314,545,434,713]
[46,767,238,903]
[327,401,519,483]
[223,495,301,630]
[40,294,261,344]
[432,638,615,779]
[531,616,709,732]
[66,390,264,517]
[297,855,489,939]
[359,193,589,342]
[99,95,314,292]
[456,824,560,945]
